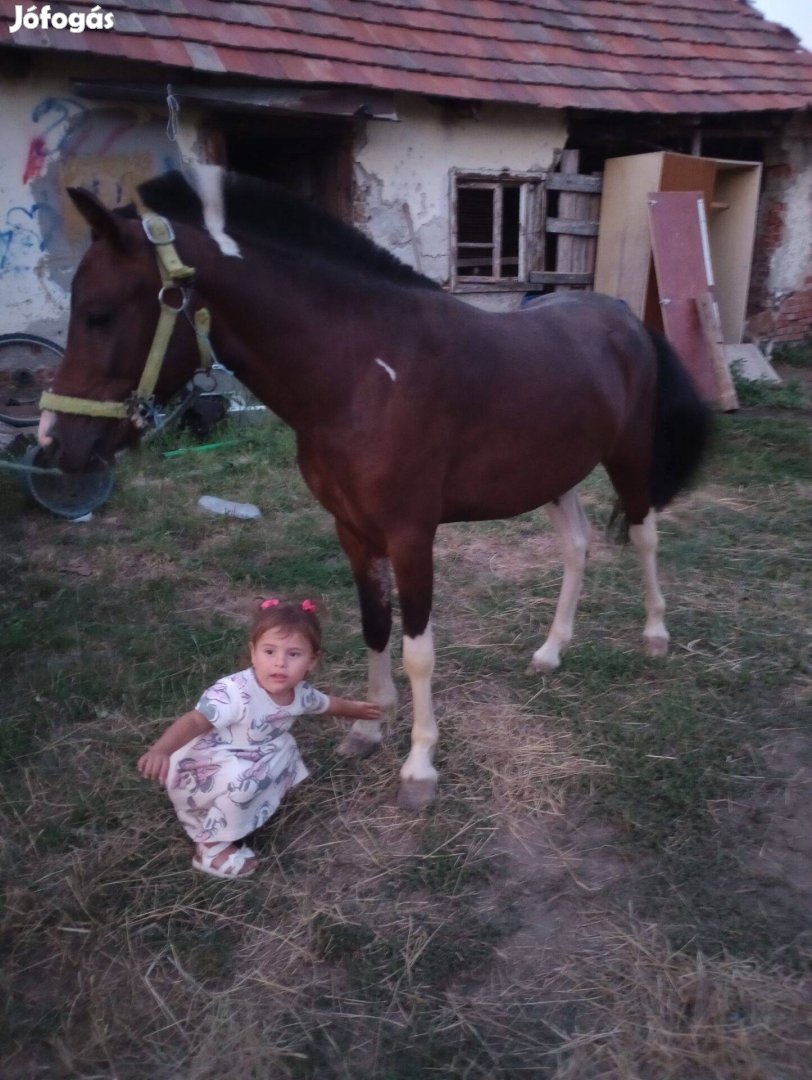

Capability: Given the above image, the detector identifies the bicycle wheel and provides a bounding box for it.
[0,333,64,430]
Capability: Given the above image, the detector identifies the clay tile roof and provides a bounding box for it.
[3,0,812,113]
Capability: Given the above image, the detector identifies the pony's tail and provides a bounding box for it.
[649,330,713,510]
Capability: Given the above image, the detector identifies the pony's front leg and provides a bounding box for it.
[334,527,397,758]
[531,489,591,673]
[391,530,438,810]
[399,621,437,809]
[339,640,397,759]
[629,509,669,657]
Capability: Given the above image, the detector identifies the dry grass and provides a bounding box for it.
[1,408,811,1077]
[473,922,812,1079]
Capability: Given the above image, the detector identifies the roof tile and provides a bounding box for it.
[1,0,810,113]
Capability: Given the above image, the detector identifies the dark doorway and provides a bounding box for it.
[220,114,354,219]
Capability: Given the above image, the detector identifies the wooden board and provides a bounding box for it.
[647,190,724,405]
[552,149,601,291]
[594,154,663,313]
[708,163,762,344]
[695,293,739,411]
[660,155,717,210]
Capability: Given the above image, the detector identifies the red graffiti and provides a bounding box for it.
[23,136,48,184]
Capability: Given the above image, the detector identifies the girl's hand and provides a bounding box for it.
[136,710,212,785]
[138,749,172,785]
[353,701,383,721]
[329,698,383,720]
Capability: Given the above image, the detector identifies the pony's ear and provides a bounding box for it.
[67,187,130,249]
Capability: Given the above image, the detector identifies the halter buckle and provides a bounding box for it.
[142,215,176,245]
[126,393,159,430]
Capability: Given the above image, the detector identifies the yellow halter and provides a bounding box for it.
[40,213,213,428]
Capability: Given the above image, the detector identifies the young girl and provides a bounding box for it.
[138,597,381,879]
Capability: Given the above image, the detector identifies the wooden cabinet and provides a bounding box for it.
[594,151,761,346]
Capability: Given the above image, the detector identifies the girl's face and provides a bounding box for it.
[250,626,317,703]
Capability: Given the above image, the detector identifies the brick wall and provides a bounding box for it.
[746,117,812,350]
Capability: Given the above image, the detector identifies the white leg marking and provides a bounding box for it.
[340,557,394,755]
[532,488,591,673]
[346,642,396,746]
[191,163,242,258]
[360,557,396,738]
[400,623,438,783]
[368,641,397,712]
[629,509,669,656]
[374,358,398,382]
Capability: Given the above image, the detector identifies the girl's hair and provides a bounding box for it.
[250,597,323,655]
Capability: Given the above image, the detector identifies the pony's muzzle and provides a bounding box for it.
[37,409,57,448]
[47,418,113,474]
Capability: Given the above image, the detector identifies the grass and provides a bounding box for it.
[731,368,807,410]
[1,405,811,1078]
[773,339,812,369]
[730,339,812,410]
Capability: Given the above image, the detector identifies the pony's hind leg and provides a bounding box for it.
[531,488,591,674]
[334,525,397,758]
[629,509,669,657]
[605,452,670,658]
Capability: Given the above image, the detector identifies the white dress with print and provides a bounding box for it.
[166,668,330,842]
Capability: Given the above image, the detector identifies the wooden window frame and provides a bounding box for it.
[450,169,547,292]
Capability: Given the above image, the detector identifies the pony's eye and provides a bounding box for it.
[86,310,113,329]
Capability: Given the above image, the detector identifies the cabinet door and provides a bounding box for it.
[648,190,722,404]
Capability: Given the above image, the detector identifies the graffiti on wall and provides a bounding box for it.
[2,97,179,282]
[22,96,88,184]
[0,201,59,273]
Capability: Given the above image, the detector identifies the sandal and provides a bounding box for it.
[192,841,257,879]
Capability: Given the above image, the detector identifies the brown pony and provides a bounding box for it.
[41,167,710,808]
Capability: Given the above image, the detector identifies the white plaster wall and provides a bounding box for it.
[354,97,567,309]
[0,80,69,338]
[769,116,812,296]
[5,66,809,340]
[0,59,198,345]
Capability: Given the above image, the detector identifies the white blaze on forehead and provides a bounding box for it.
[191,163,242,258]
[375,358,397,382]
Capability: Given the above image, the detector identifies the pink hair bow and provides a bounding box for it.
[261,598,280,609]
[301,599,317,613]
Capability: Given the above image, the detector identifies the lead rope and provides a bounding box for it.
[166,84,181,147]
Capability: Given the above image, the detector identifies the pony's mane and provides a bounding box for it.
[137,169,441,291]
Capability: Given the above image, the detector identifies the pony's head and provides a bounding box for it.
[44,166,440,473]
[41,187,205,472]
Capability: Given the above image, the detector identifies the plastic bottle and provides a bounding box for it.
[197,495,262,520]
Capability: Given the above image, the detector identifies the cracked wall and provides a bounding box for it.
[354,97,567,310]
[3,62,811,345]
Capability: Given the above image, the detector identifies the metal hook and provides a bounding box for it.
[166,84,180,143]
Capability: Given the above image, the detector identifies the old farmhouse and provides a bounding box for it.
[1,0,811,360]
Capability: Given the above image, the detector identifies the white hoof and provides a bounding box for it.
[644,634,669,658]
[336,732,381,759]
[397,778,437,811]
[530,647,562,674]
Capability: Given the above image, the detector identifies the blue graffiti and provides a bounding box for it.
[0,202,60,274]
